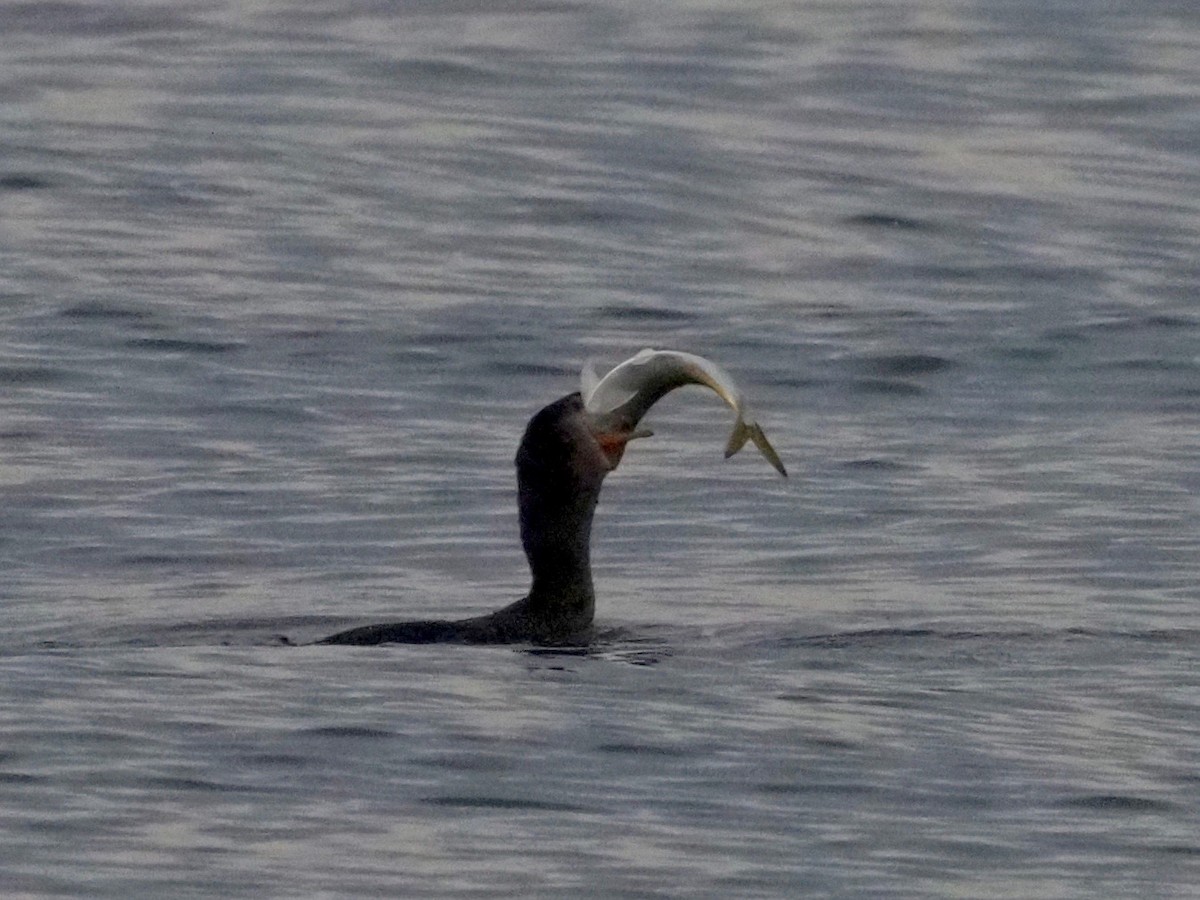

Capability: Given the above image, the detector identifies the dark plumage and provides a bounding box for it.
[318,393,620,646]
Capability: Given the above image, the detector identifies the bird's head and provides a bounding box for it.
[515,392,649,490]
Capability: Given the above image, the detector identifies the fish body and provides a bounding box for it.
[581,349,787,477]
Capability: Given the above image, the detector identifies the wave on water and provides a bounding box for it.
[754,623,1200,652]
[19,613,1197,666]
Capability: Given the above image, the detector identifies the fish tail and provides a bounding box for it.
[750,424,788,478]
[726,417,788,478]
[724,416,752,458]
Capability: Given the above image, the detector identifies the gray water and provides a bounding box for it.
[2,0,1199,896]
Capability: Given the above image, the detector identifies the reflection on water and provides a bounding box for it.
[1,0,1199,896]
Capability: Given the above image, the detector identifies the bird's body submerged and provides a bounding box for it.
[318,350,784,647]
[316,598,588,645]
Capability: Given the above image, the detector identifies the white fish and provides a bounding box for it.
[581,349,787,477]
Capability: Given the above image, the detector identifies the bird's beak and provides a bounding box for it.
[588,419,654,470]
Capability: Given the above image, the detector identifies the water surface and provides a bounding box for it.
[2,0,1198,896]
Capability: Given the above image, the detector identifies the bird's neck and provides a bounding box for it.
[518,476,600,626]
